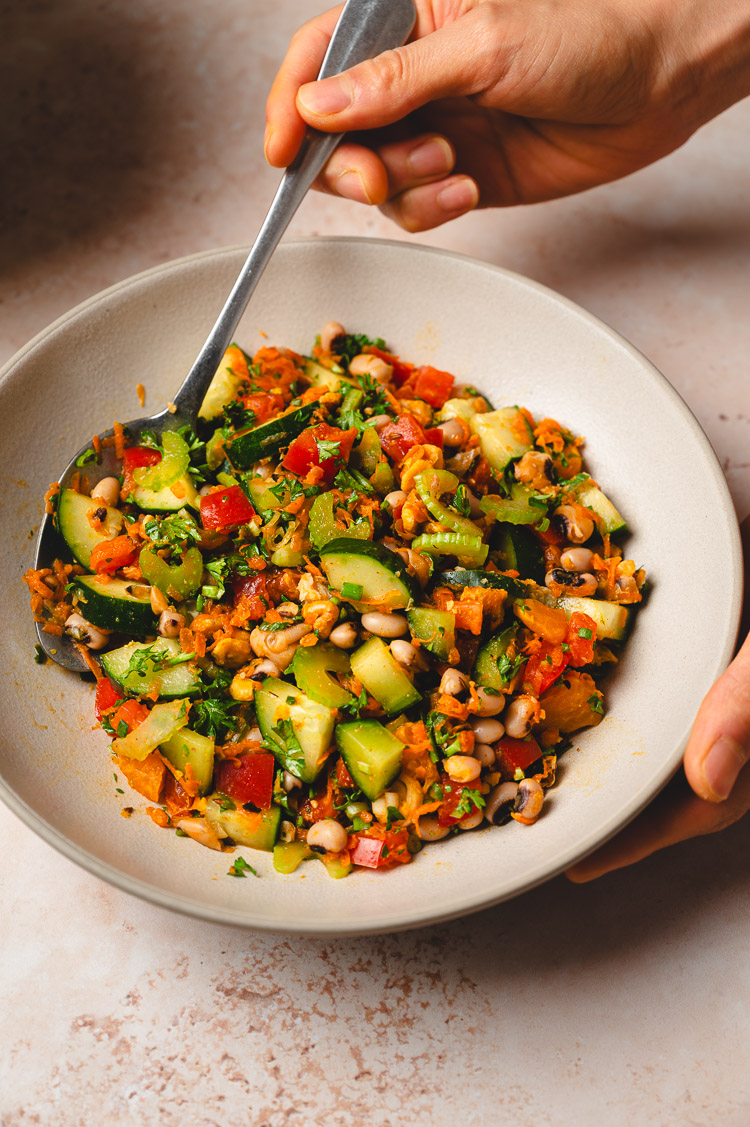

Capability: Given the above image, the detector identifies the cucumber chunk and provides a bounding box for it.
[56,488,124,569]
[555,596,630,641]
[473,624,519,691]
[205,798,281,851]
[160,727,214,793]
[101,638,200,700]
[111,698,190,761]
[407,607,456,661]
[273,840,313,873]
[493,525,545,583]
[254,677,336,783]
[225,404,316,470]
[469,407,533,472]
[139,546,203,599]
[439,568,527,600]
[304,357,352,393]
[481,483,549,527]
[350,637,420,714]
[289,643,355,710]
[320,539,419,610]
[436,398,480,423]
[198,346,249,421]
[574,477,627,535]
[129,472,200,513]
[336,719,405,800]
[70,575,157,634]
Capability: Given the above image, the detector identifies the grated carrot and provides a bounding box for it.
[136,383,146,408]
[43,481,60,514]
[113,421,125,460]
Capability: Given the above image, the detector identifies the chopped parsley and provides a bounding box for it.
[315,437,342,463]
[578,627,593,640]
[331,332,386,366]
[227,856,259,878]
[588,694,604,715]
[75,447,98,467]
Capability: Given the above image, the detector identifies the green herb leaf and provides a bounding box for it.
[227,855,259,878]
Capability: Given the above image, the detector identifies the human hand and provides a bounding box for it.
[567,516,750,882]
[265,0,750,231]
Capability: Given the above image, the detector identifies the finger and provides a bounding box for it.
[312,132,457,208]
[313,142,390,205]
[683,628,750,802]
[265,5,343,168]
[295,8,504,133]
[566,762,750,883]
[380,174,480,232]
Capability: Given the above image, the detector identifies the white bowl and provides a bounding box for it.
[0,238,741,934]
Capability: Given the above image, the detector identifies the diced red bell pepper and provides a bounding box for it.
[89,534,139,574]
[200,485,256,531]
[363,345,415,387]
[412,365,455,409]
[239,391,277,425]
[351,836,385,868]
[495,736,543,780]
[335,757,355,788]
[425,427,444,449]
[565,612,597,668]
[282,423,357,484]
[110,698,150,734]
[214,753,275,810]
[437,775,483,826]
[378,414,428,462]
[524,642,568,696]
[122,445,161,497]
[95,677,124,722]
[231,572,269,620]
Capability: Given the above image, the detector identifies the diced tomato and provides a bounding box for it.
[378,415,428,462]
[214,753,275,810]
[231,572,269,621]
[282,423,357,484]
[524,641,568,696]
[412,365,455,409]
[535,523,564,546]
[239,391,276,425]
[364,345,414,387]
[495,736,543,780]
[121,445,161,497]
[425,427,444,449]
[335,757,355,788]
[437,775,483,826]
[89,535,139,574]
[350,836,385,868]
[200,485,256,531]
[565,612,597,668]
[163,772,193,819]
[95,676,124,721]
[110,698,149,734]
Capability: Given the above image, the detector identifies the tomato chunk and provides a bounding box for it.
[437,775,484,826]
[363,345,414,387]
[200,485,256,531]
[378,415,428,462]
[122,445,161,497]
[239,391,277,425]
[110,699,150,735]
[335,757,355,788]
[495,736,543,780]
[524,642,568,696]
[282,423,357,484]
[412,365,455,409]
[565,612,597,667]
[231,572,269,621]
[89,535,139,574]
[425,427,445,449]
[214,753,275,810]
[95,677,124,721]
[350,836,385,868]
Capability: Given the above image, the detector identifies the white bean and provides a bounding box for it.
[417,815,450,842]
[306,819,348,853]
[560,547,595,573]
[250,658,282,679]
[471,716,505,743]
[280,820,297,843]
[283,771,302,791]
[440,668,470,697]
[390,639,419,667]
[504,695,538,739]
[64,612,110,650]
[473,742,496,768]
[513,778,545,825]
[252,463,272,480]
[348,354,393,384]
[276,601,300,619]
[329,622,358,648]
[444,755,482,784]
[437,418,465,447]
[475,687,505,716]
[360,611,408,639]
[150,586,169,615]
[90,476,120,507]
[320,320,345,351]
[456,810,485,831]
[198,484,214,497]
[484,782,519,825]
[384,489,407,509]
[370,414,392,432]
[158,610,185,638]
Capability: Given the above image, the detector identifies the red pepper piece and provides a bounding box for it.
[412,365,455,409]
[424,427,444,449]
[524,642,568,696]
[364,345,414,387]
[200,485,256,531]
[378,414,428,462]
[565,612,597,668]
[239,391,277,425]
[495,736,543,780]
[282,423,357,484]
[94,677,124,722]
[214,753,275,810]
[351,836,385,868]
[335,757,355,788]
[437,775,485,826]
[89,534,139,574]
[121,445,161,498]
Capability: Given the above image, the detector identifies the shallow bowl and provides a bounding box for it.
[0,238,741,934]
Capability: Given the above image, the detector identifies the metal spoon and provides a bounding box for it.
[33,0,416,671]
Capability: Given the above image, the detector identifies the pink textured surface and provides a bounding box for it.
[2,1,750,1123]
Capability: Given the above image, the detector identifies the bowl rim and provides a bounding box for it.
[0,236,742,934]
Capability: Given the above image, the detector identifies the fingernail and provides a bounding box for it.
[263,124,273,161]
[437,177,479,214]
[408,137,454,179]
[298,77,352,116]
[701,736,746,800]
[336,169,373,205]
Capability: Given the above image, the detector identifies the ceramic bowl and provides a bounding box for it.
[0,238,741,934]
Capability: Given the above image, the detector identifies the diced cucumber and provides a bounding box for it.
[304,357,352,393]
[481,483,549,527]
[198,346,250,421]
[438,568,527,600]
[129,472,200,512]
[407,607,456,661]
[225,404,315,470]
[205,798,281,851]
[101,638,200,699]
[55,488,124,569]
[160,727,214,793]
[336,719,405,800]
[555,596,631,641]
[139,546,203,598]
[205,429,227,471]
[350,636,420,713]
[111,698,190,761]
[493,525,545,583]
[473,624,518,691]
[309,494,371,551]
[254,677,336,783]
[469,407,533,472]
[350,427,382,476]
[574,478,627,535]
[436,398,479,423]
[289,643,355,710]
[133,431,189,493]
[70,575,157,634]
[320,539,419,610]
[319,853,353,879]
[273,840,312,873]
[245,477,285,511]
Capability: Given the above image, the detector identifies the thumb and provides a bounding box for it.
[684,629,750,802]
[295,8,504,131]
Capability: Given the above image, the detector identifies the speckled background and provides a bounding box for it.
[3,2,750,1124]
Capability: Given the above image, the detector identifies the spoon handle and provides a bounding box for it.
[169,0,417,423]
